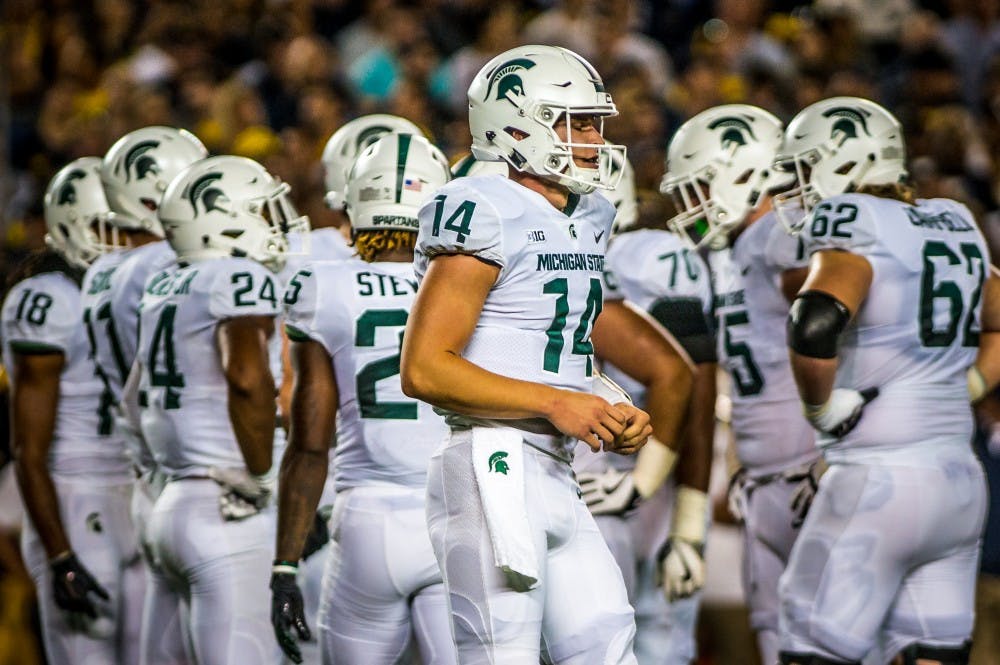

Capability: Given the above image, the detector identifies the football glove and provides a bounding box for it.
[726,467,747,524]
[577,468,639,516]
[270,566,310,664]
[802,387,878,438]
[784,459,826,528]
[49,551,110,618]
[658,486,708,601]
[300,508,331,561]
[208,466,273,521]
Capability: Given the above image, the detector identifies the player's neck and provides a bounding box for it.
[509,169,572,212]
[369,247,414,263]
[125,230,162,247]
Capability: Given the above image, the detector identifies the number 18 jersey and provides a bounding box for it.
[414,175,615,458]
[136,258,281,477]
[800,193,989,462]
[284,259,448,490]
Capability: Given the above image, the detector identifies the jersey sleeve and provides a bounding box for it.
[3,274,80,355]
[282,264,338,357]
[208,260,283,320]
[764,219,809,271]
[416,180,505,269]
[800,193,880,257]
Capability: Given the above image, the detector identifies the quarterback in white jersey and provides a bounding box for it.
[270,133,453,664]
[4,159,138,664]
[779,98,991,665]
[576,223,715,665]
[136,155,293,665]
[661,104,823,664]
[402,46,666,664]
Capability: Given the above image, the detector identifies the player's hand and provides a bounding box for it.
[548,390,627,452]
[49,551,110,618]
[270,569,310,664]
[802,387,878,438]
[301,508,331,561]
[209,466,273,521]
[605,403,651,455]
[784,460,825,528]
[726,468,747,524]
[658,537,705,601]
[576,469,640,516]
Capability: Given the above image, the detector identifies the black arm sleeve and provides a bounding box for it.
[648,297,717,363]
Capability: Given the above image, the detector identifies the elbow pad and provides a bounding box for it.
[649,297,717,363]
[787,290,850,359]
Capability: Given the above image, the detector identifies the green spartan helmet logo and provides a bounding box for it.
[485,58,536,105]
[488,450,510,475]
[57,169,88,205]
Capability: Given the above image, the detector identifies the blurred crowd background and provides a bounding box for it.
[2,0,1000,663]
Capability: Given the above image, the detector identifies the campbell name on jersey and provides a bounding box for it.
[709,211,816,475]
[800,193,988,461]
[1,271,130,479]
[136,257,281,477]
[284,258,448,490]
[414,174,614,451]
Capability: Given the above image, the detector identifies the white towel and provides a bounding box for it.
[471,427,539,592]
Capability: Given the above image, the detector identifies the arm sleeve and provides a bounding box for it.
[415,180,506,271]
[209,260,283,321]
[800,194,880,257]
[3,275,79,355]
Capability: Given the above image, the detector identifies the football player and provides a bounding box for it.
[658,104,823,665]
[3,158,137,664]
[401,45,674,664]
[777,97,992,665]
[135,155,294,665]
[270,133,453,664]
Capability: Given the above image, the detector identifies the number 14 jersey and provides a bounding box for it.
[800,193,989,461]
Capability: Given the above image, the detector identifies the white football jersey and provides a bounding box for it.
[1,270,130,478]
[108,240,176,372]
[414,174,615,458]
[284,258,448,489]
[800,194,989,463]
[576,229,713,474]
[709,212,816,475]
[136,258,281,477]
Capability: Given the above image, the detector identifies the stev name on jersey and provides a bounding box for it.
[714,288,746,309]
[535,252,605,272]
[87,268,116,294]
[356,271,418,297]
[905,206,976,233]
[146,269,198,297]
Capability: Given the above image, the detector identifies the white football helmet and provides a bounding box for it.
[468,44,625,194]
[450,153,508,178]
[159,155,307,272]
[773,96,906,233]
[322,114,425,211]
[345,133,450,233]
[600,149,638,235]
[43,157,116,268]
[660,105,784,250]
[101,126,208,237]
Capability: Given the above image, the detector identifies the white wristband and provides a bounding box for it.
[632,437,678,499]
[272,564,298,575]
[670,486,708,544]
[968,366,987,404]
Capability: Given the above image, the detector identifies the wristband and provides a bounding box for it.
[631,436,678,499]
[968,366,987,404]
[272,559,298,575]
[670,486,708,544]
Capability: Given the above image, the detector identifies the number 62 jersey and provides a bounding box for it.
[799,193,990,461]
[136,258,281,478]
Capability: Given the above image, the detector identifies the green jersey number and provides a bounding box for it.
[810,202,858,239]
[720,310,764,396]
[355,309,418,419]
[232,272,278,308]
[430,195,477,244]
[147,304,186,409]
[657,249,700,287]
[82,307,115,435]
[14,289,54,325]
[543,277,603,375]
[919,240,985,348]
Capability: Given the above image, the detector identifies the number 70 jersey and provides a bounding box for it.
[136,257,281,477]
[800,193,990,457]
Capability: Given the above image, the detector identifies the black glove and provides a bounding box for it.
[50,551,110,618]
[270,569,310,664]
[301,509,331,561]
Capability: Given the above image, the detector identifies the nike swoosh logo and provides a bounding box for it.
[683,152,696,159]
[793,133,808,140]
[594,230,605,243]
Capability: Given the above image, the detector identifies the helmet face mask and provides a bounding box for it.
[773,97,907,234]
[321,114,425,210]
[468,45,626,195]
[660,104,785,250]
[44,157,118,268]
[344,133,450,236]
[159,156,307,272]
[100,126,208,237]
